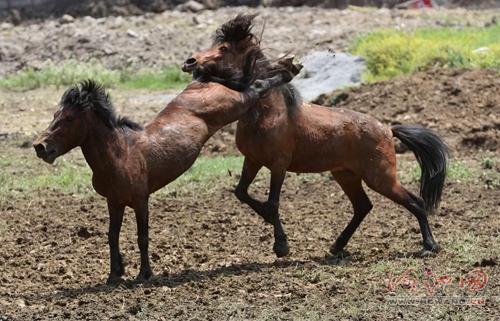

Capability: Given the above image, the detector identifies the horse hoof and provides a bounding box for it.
[329,244,343,255]
[106,275,124,286]
[329,245,350,258]
[420,243,441,257]
[419,249,437,257]
[273,242,290,258]
[135,270,153,283]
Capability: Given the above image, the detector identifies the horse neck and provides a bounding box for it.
[239,89,285,122]
[161,82,249,137]
[80,122,128,177]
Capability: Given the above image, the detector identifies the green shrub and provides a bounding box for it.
[0,61,190,91]
[351,24,500,82]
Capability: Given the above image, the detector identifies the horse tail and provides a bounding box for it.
[392,125,449,213]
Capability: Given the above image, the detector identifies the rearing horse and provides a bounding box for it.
[183,15,449,258]
[32,65,297,284]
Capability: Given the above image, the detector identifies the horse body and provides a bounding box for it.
[80,82,247,204]
[33,71,297,284]
[237,96,395,176]
[185,14,449,258]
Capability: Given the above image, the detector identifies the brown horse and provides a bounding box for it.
[183,15,449,258]
[32,66,297,284]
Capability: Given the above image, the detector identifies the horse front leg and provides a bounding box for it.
[133,198,152,282]
[234,157,267,218]
[106,199,125,285]
[264,169,290,257]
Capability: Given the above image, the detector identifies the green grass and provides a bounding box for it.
[0,61,190,91]
[0,154,244,200]
[351,24,500,82]
[0,156,92,198]
[399,160,474,185]
[2,151,497,201]
[163,156,244,195]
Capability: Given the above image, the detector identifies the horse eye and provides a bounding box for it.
[220,46,228,53]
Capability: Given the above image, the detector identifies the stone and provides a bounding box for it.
[177,0,206,12]
[0,22,14,30]
[291,51,366,101]
[127,29,139,38]
[60,14,75,24]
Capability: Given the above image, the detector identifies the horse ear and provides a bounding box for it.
[278,56,303,76]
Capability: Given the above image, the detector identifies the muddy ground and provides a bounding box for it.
[0,67,499,320]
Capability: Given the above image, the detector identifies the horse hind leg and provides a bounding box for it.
[363,170,440,256]
[330,170,373,255]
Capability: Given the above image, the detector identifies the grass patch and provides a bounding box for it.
[0,156,92,198]
[0,60,190,91]
[0,154,243,200]
[163,156,243,195]
[351,24,500,82]
[399,160,474,185]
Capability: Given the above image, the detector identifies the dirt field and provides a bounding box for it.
[0,67,498,320]
[0,6,499,321]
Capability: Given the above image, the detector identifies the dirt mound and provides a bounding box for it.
[314,68,500,154]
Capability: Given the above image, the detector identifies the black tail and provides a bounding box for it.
[392,125,449,213]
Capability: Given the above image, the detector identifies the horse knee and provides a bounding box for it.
[354,199,373,215]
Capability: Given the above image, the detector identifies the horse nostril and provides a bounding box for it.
[185,57,197,66]
[34,143,46,156]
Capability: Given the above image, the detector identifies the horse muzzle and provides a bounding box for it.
[182,57,198,73]
[33,141,58,164]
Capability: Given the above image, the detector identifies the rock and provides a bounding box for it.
[15,299,26,308]
[82,16,97,24]
[103,48,116,55]
[60,14,75,24]
[127,29,139,38]
[292,51,366,101]
[177,0,206,12]
[201,0,220,9]
[0,22,14,30]
[76,227,92,239]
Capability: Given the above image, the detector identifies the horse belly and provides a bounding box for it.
[287,144,345,173]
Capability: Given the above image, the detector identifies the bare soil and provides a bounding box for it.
[1,7,499,75]
[0,160,499,320]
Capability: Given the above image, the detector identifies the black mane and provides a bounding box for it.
[214,14,257,44]
[61,80,142,130]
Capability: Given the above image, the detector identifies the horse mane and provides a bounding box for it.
[61,80,143,130]
[211,14,302,111]
[214,13,257,44]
